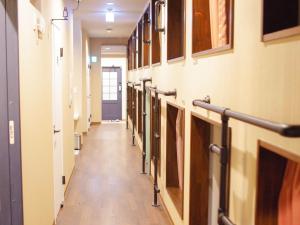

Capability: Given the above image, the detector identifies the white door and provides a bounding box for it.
[52,23,64,221]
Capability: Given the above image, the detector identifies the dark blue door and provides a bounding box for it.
[0,1,12,224]
[102,67,123,120]
[0,1,23,224]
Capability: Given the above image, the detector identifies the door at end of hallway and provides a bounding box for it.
[102,67,123,121]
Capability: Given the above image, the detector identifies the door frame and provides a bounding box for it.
[101,66,123,120]
[0,0,23,224]
[51,22,65,219]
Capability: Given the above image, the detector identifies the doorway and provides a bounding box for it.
[52,23,64,219]
[102,67,123,121]
[0,1,23,225]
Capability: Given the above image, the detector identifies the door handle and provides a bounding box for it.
[54,129,61,134]
[155,0,165,33]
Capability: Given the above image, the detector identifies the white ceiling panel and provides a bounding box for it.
[73,0,149,38]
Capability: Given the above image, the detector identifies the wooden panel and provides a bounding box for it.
[127,38,132,70]
[151,0,161,65]
[166,103,185,219]
[150,96,161,175]
[192,0,233,55]
[128,35,135,71]
[255,141,300,225]
[263,0,299,35]
[256,145,287,225]
[132,29,137,69]
[138,20,143,68]
[167,0,185,60]
[189,115,210,225]
[138,90,142,137]
[143,6,151,67]
[192,0,211,53]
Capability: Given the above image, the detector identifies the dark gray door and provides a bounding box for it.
[0,1,12,223]
[102,67,122,120]
[0,1,23,224]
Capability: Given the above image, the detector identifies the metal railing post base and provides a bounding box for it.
[152,203,160,208]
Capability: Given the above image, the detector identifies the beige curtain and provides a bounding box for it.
[209,0,227,48]
[278,160,300,225]
[176,110,184,190]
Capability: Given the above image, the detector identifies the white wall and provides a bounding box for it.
[73,18,82,123]
[128,0,300,224]
[18,0,75,224]
[101,57,127,120]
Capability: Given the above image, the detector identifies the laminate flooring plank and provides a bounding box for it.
[56,123,172,225]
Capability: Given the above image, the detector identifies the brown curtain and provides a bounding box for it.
[176,110,184,190]
[209,0,227,48]
[278,160,300,225]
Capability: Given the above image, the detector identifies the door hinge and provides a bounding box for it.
[62,176,66,185]
[9,120,15,145]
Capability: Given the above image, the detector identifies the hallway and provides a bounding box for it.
[2,1,300,225]
[56,123,172,225]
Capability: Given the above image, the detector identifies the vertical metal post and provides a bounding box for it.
[218,114,230,221]
[126,83,129,129]
[132,87,135,146]
[152,91,160,207]
[141,79,152,174]
[142,83,147,174]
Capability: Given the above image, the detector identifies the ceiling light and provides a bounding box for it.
[106,10,114,23]
[106,2,114,5]
[105,47,111,50]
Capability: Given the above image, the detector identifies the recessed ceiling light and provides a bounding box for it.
[106,10,115,23]
[106,2,114,5]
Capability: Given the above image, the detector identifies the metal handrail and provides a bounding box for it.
[147,87,177,207]
[147,87,177,98]
[192,98,300,138]
[146,86,157,92]
[155,89,177,97]
[127,81,134,87]
[192,96,300,225]
[133,82,141,88]
[139,77,152,82]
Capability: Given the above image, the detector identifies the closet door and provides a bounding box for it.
[0,1,12,223]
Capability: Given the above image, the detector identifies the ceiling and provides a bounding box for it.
[101,45,127,56]
[73,0,149,38]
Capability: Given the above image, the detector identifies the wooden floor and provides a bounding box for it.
[56,123,172,225]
